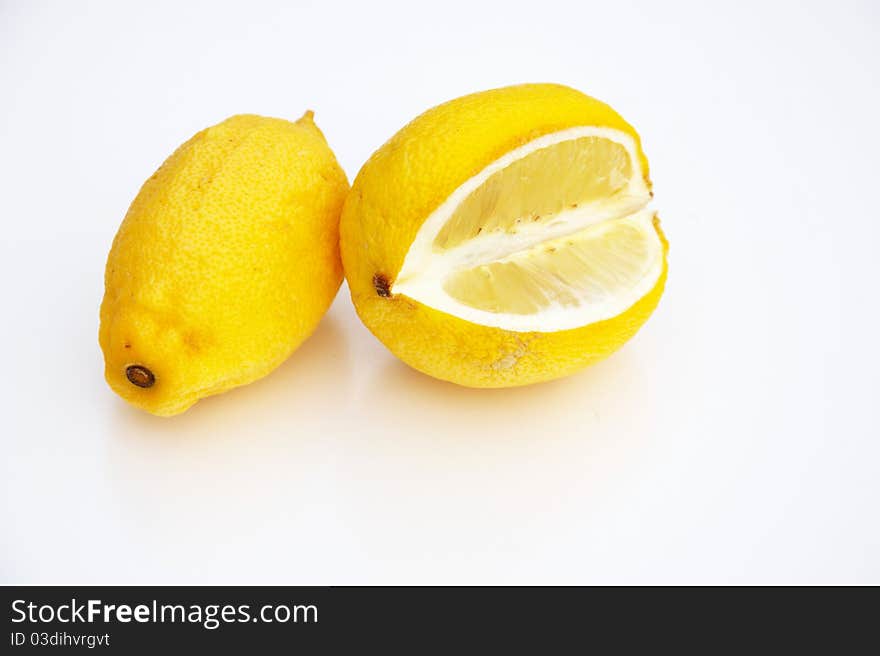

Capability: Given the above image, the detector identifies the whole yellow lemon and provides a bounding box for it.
[340,84,667,387]
[100,112,348,415]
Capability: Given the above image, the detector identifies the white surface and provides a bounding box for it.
[1,0,878,584]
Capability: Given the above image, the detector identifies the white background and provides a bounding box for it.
[2,0,878,584]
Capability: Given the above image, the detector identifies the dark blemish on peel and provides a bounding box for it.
[373,273,392,298]
[126,365,155,388]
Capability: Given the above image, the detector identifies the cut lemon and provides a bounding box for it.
[340,83,668,387]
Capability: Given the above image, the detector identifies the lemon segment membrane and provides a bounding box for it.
[392,127,661,332]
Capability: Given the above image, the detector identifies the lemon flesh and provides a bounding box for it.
[443,209,660,316]
[392,127,660,332]
[433,133,635,251]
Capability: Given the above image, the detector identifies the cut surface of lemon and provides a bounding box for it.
[392,126,661,332]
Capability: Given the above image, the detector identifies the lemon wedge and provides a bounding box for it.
[393,126,661,331]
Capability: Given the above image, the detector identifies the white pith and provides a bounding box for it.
[392,126,662,332]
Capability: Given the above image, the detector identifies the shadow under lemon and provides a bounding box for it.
[368,342,654,443]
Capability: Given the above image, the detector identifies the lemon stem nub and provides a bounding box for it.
[373,273,392,298]
[126,365,155,388]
